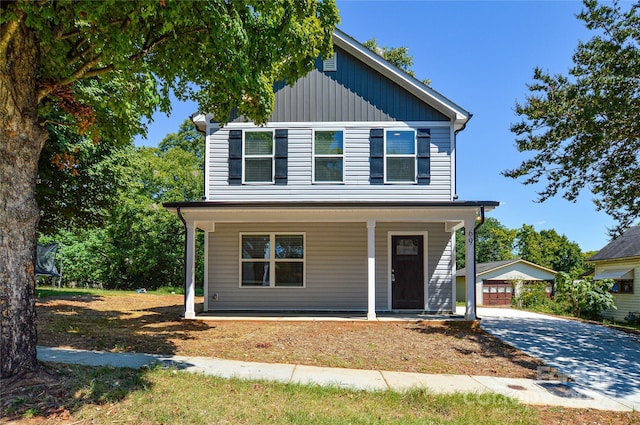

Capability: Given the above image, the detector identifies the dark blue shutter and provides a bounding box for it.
[274,129,288,185]
[369,128,384,185]
[228,130,243,185]
[417,128,431,185]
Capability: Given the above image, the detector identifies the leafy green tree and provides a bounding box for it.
[46,143,206,290]
[105,145,205,289]
[1,0,338,378]
[554,272,616,319]
[159,118,205,171]
[37,131,132,235]
[505,0,640,236]
[363,38,431,85]
[456,218,516,269]
[515,225,583,273]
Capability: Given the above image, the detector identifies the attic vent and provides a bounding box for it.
[323,53,337,72]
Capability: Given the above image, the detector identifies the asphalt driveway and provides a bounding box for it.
[473,307,640,410]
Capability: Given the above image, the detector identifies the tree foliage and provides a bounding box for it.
[2,0,338,129]
[555,272,616,319]
[159,118,206,171]
[1,0,339,378]
[515,225,584,273]
[456,219,584,274]
[36,129,132,235]
[505,0,640,236]
[43,139,206,290]
[456,218,516,268]
[363,38,431,85]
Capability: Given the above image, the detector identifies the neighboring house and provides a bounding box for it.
[164,30,498,320]
[589,226,640,322]
[456,259,556,306]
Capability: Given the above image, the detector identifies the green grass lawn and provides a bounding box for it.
[35,285,204,298]
[7,363,537,425]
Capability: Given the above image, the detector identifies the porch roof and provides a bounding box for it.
[163,200,499,232]
[164,200,499,210]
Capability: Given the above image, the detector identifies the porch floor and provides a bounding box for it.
[193,310,474,323]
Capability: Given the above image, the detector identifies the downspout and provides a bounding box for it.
[176,206,187,316]
[473,206,485,319]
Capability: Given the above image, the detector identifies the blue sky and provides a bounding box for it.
[135,0,618,252]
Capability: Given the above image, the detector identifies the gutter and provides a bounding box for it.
[472,206,486,319]
[176,206,187,316]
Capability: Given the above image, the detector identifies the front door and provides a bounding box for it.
[391,235,424,309]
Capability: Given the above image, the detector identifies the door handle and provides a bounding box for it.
[391,268,396,282]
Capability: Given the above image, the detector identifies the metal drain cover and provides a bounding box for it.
[507,384,527,391]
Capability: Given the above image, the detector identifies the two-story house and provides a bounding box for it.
[164,30,498,320]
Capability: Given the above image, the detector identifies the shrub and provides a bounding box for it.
[512,281,549,309]
[554,272,616,320]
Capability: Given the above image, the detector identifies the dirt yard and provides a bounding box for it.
[36,292,543,377]
[18,291,638,424]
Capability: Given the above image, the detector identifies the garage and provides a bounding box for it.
[456,259,557,306]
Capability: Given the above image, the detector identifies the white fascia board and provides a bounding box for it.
[171,206,486,225]
[332,29,471,131]
[216,121,453,129]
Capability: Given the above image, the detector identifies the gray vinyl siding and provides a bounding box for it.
[207,222,368,310]
[207,126,452,201]
[206,222,453,312]
[229,47,449,123]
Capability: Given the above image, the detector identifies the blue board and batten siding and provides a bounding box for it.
[207,222,453,312]
[229,47,449,123]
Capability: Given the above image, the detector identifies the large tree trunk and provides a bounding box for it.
[0,18,48,378]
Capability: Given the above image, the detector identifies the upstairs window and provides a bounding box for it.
[244,131,274,183]
[314,130,344,183]
[385,130,416,183]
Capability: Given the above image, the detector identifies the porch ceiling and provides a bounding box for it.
[163,200,499,229]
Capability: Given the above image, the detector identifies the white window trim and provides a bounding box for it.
[387,231,428,311]
[384,129,417,184]
[239,232,306,288]
[242,129,275,184]
[312,129,345,184]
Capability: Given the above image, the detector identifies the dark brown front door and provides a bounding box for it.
[392,235,424,309]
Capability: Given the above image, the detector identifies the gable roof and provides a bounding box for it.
[332,29,471,131]
[457,258,557,278]
[589,226,640,261]
[199,29,471,130]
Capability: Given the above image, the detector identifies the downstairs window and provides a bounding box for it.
[240,233,305,287]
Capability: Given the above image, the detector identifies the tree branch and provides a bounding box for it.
[37,55,105,103]
[0,12,23,60]
[129,27,208,63]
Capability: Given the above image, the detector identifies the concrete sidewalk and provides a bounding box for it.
[37,346,634,412]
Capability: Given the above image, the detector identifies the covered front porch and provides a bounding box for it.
[164,201,498,321]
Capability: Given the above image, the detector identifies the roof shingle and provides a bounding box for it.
[589,226,640,261]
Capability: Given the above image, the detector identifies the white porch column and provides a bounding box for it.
[464,218,477,320]
[184,221,196,319]
[367,220,377,320]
